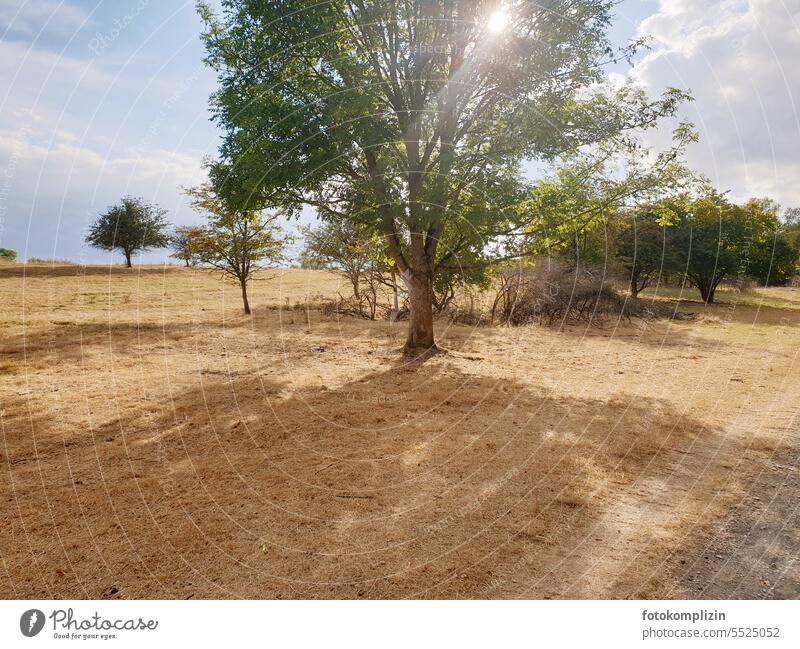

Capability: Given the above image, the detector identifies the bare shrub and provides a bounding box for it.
[320,294,393,321]
[492,260,675,327]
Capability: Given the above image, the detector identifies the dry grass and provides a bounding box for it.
[1,264,799,599]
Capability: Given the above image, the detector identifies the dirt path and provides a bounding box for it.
[677,443,800,599]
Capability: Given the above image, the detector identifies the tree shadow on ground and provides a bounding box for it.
[1,355,737,600]
[0,321,235,367]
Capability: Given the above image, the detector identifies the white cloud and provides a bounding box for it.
[0,0,91,37]
[630,0,800,208]
[0,123,207,261]
[0,39,113,130]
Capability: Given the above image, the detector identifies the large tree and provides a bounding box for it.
[200,0,689,352]
[86,196,170,267]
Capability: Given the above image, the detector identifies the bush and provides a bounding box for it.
[492,260,674,326]
[25,257,74,264]
[0,248,17,261]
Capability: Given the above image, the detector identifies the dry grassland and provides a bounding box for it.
[1,264,799,599]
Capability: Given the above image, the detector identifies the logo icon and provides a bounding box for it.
[20,609,45,637]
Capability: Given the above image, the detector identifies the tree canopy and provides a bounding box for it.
[186,183,288,314]
[170,226,206,267]
[200,0,692,350]
[85,196,170,267]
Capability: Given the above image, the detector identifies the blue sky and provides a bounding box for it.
[1,0,798,264]
[1,0,220,263]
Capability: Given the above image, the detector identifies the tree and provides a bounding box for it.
[170,226,206,267]
[669,195,796,303]
[200,0,690,353]
[302,221,387,302]
[616,203,684,297]
[86,197,170,267]
[302,220,392,319]
[747,236,799,286]
[85,196,170,267]
[784,208,800,252]
[0,248,17,262]
[520,149,697,274]
[743,200,799,286]
[186,184,288,315]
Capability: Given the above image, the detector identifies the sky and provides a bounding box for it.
[1,0,799,264]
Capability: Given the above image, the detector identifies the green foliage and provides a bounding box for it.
[616,209,681,296]
[199,0,692,346]
[85,196,170,266]
[25,257,74,264]
[520,148,698,266]
[169,226,206,266]
[741,200,799,286]
[665,194,798,302]
[0,248,17,261]
[186,183,289,314]
[747,236,799,286]
[783,208,800,251]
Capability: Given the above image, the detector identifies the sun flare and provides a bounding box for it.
[488,9,509,33]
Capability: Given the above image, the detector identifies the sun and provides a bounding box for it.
[487,9,509,33]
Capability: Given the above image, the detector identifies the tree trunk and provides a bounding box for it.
[630,275,640,298]
[185,258,190,267]
[698,281,715,304]
[124,250,132,268]
[405,271,435,353]
[240,279,251,315]
[391,269,400,321]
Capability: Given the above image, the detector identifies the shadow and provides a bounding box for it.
[2,356,733,600]
[0,321,220,365]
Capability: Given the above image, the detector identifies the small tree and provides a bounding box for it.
[170,226,206,267]
[186,184,287,315]
[85,196,170,267]
[617,205,682,297]
[303,221,383,300]
[0,248,17,262]
[302,221,393,320]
